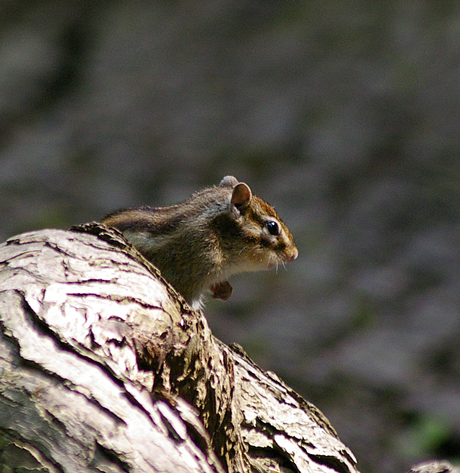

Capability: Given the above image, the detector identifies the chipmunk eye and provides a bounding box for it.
[265,220,280,236]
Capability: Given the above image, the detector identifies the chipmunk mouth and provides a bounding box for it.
[279,246,298,263]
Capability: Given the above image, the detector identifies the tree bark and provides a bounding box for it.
[0,223,432,473]
[408,461,460,473]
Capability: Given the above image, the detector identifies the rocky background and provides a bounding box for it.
[1,1,460,472]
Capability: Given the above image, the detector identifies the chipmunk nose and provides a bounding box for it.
[288,247,298,262]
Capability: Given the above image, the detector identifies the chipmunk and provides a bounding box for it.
[102,176,298,309]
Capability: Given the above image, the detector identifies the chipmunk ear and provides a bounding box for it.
[231,182,252,209]
[219,175,239,188]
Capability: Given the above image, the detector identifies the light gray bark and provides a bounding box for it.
[0,223,387,472]
[407,460,460,473]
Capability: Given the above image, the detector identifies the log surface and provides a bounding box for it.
[0,224,359,473]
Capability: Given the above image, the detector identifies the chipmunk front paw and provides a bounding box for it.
[210,281,233,301]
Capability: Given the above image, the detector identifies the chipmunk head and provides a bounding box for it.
[102,175,298,308]
[216,176,298,276]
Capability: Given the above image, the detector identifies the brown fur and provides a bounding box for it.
[102,176,298,308]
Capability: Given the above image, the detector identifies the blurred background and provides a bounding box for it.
[1,1,460,471]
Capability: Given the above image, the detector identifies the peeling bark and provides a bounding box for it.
[0,223,360,472]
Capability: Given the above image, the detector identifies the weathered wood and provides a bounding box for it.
[0,224,360,472]
[407,460,460,473]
